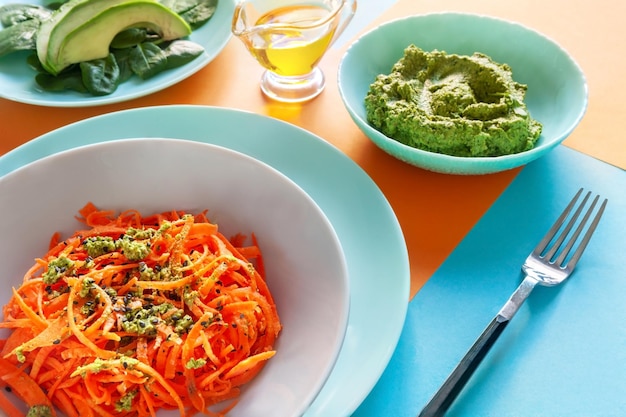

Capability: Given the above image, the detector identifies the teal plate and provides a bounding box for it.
[0,105,410,417]
[0,0,235,107]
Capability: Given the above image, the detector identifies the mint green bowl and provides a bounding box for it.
[338,13,588,175]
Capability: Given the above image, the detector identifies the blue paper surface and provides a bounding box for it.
[354,145,626,417]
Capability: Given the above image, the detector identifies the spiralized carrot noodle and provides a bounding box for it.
[0,202,281,417]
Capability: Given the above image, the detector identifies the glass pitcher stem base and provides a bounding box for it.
[260,68,326,103]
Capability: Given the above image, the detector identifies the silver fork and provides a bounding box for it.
[418,188,608,417]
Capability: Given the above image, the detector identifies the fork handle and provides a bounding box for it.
[417,315,509,417]
[418,276,537,417]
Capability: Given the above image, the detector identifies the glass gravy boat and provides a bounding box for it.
[232,0,357,102]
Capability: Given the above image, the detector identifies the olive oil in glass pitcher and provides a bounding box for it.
[232,0,357,102]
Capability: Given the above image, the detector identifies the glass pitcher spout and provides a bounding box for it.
[232,0,356,43]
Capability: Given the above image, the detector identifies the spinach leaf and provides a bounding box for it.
[0,19,38,56]
[161,0,217,28]
[163,40,204,69]
[129,42,167,79]
[111,48,134,82]
[111,28,157,49]
[80,54,121,95]
[26,51,43,71]
[46,2,69,10]
[0,4,51,27]
[36,69,87,93]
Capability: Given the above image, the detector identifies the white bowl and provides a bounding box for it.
[338,12,588,175]
[0,138,349,416]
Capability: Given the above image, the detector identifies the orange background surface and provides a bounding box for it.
[1,0,623,298]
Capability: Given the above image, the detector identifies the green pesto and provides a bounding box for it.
[138,262,175,281]
[81,299,96,316]
[173,314,194,334]
[185,357,207,369]
[117,237,150,261]
[138,263,156,280]
[156,265,175,281]
[120,302,190,337]
[15,347,25,363]
[124,227,156,240]
[81,257,95,270]
[115,390,138,412]
[104,286,118,299]
[26,405,53,417]
[158,221,172,234]
[74,358,108,375]
[83,236,116,258]
[79,277,95,298]
[123,305,164,336]
[183,288,199,308]
[43,256,74,284]
[75,357,139,377]
[364,45,543,157]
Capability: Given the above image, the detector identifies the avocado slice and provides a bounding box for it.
[36,0,137,70]
[37,0,191,75]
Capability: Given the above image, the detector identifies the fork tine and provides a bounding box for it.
[533,188,583,257]
[542,190,591,261]
[553,194,598,265]
[559,196,608,269]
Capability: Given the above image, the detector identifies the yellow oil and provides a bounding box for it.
[251,5,337,77]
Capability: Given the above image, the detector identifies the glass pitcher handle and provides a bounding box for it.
[330,0,357,46]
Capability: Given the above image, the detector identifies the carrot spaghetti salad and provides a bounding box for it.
[0,203,282,417]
